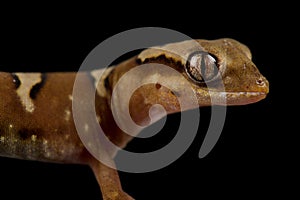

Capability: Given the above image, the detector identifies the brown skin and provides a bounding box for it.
[0,38,269,200]
[111,38,268,126]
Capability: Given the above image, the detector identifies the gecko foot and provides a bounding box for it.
[102,190,134,200]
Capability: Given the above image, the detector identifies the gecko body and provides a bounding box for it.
[0,38,269,200]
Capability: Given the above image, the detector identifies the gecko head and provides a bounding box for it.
[190,38,269,106]
[137,38,269,107]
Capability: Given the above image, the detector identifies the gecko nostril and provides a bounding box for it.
[256,78,264,86]
[155,83,162,89]
[254,77,269,94]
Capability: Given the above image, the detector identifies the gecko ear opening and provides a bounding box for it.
[185,51,220,84]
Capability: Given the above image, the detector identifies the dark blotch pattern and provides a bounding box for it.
[18,128,33,140]
[18,128,42,140]
[29,73,46,99]
[11,73,21,89]
[104,68,114,91]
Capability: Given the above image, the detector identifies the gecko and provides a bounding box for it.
[0,38,269,200]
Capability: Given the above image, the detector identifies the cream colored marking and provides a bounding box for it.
[42,139,49,156]
[224,76,232,85]
[65,134,70,140]
[43,139,48,145]
[68,94,73,101]
[96,115,101,123]
[0,136,5,143]
[9,124,13,129]
[84,123,89,132]
[138,40,204,65]
[87,142,93,148]
[31,135,37,142]
[91,67,114,97]
[15,73,42,113]
[46,152,51,158]
[64,109,71,121]
[223,39,229,45]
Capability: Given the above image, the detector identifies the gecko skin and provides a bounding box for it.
[0,38,269,200]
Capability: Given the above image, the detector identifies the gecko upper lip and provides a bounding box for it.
[202,91,268,106]
[222,91,268,105]
[226,91,267,96]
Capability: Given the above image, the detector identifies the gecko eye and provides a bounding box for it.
[185,51,219,83]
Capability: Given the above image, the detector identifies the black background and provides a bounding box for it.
[0,3,296,200]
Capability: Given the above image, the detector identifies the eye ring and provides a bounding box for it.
[185,51,220,84]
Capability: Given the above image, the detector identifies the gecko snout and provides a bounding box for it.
[243,74,269,95]
[255,76,269,94]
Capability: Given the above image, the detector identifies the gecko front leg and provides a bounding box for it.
[88,157,134,200]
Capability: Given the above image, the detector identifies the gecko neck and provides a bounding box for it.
[100,57,182,150]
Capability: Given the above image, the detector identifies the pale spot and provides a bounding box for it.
[145,73,161,83]
[149,104,167,124]
[106,134,112,141]
[96,115,101,123]
[87,142,92,148]
[46,152,51,158]
[219,92,227,99]
[223,39,232,46]
[60,149,65,154]
[9,124,13,129]
[31,135,37,142]
[15,73,42,113]
[0,136,5,143]
[223,39,228,45]
[84,123,89,132]
[64,109,71,121]
[43,139,48,145]
[224,76,232,85]
[65,134,70,140]
[68,94,73,101]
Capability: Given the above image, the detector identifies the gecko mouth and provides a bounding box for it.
[211,91,268,106]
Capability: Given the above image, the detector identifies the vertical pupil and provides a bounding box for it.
[187,52,218,82]
[190,53,209,80]
[189,54,203,81]
[200,54,206,79]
